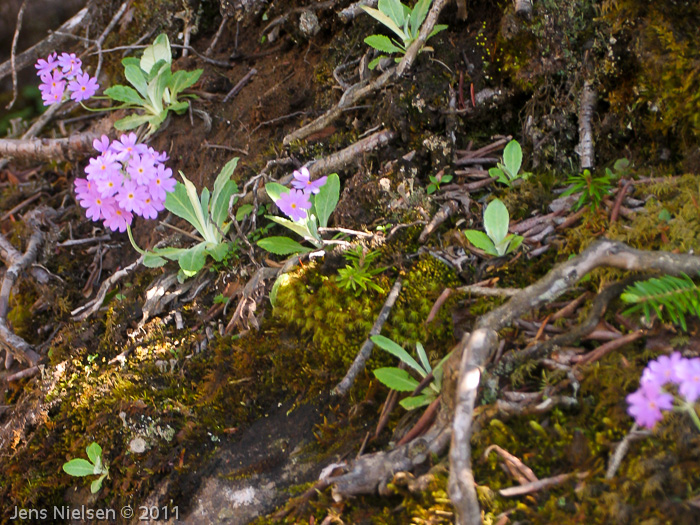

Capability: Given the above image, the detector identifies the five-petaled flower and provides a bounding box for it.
[276,189,312,222]
[291,166,328,195]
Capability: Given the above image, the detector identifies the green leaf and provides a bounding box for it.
[142,253,168,267]
[211,158,239,228]
[178,243,208,274]
[368,56,384,70]
[200,187,211,215]
[236,204,254,221]
[314,173,340,228]
[506,235,524,254]
[265,182,289,202]
[415,342,431,374]
[371,335,426,377]
[502,140,522,177]
[114,114,153,131]
[104,85,145,106]
[257,236,312,255]
[168,100,189,114]
[180,172,212,240]
[483,199,509,246]
[124,64,148,99]
[464,230,497,255]
[90,475,106,494]
[165,181,207,238]
[489,167,510,187]
[170,69,203,100]
[269,272,291,308]
[63,459,96,477]
[428,24,449,39]
[141,34,171,76]
[379,0,407,27]
[410,0,432,36]
[399,394,433,410]
[373,367,419,392]
[361,6,407,42]
[266,215,315,242]
[364,34,403,54]
[86,443,102,465]
[206,242,229,262]
[121,57,141,69]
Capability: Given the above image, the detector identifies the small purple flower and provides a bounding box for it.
[67,73,99,102]
[57,52,82,75]
[85,153,120,181]
[41,88,64,106]
[641,352,686,388]
[677,359,700,403]
[112,133,148,161]
[276,189,312,222]
[93,135,111,153]
[74,178,93,204]
[140,196,165,220]
[103,208,133,233]
[117,180,149,214]
[291,167,328,195]
[95,171,123,198]
[127,154,156,185]
[80,188,116,221]
[35,53,58,79]
[150,165,176,202]
[626,382,675,429]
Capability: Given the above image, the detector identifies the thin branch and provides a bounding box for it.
[6,0,27,110]
[333,278,403,397]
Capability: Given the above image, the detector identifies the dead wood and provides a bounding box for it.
[576,80,596,170]
[0,133,98,162]
[499,471,588,497]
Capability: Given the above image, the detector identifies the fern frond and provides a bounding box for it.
[621,273,700,331]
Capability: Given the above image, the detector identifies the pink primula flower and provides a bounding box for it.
[291,166,327,195]
[626,382,674,429]
[67,72,99,102]
[276,189,312,222]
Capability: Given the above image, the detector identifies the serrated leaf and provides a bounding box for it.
[502,140,522,177]
[361,6,407,42]
[364,34,403,54]
[464,230,497,255]
[314,173,339,228]
[104,85,145,106]
[371,335,426,377]
[483,199,509,246]
[141,34,171,75]
[373,367,420,391]
[257,236,312,255]
[178,243,207,274]
[399,394,432,410]
[86,443,102,465]
[63,459,96,477]
[114,114,153,131]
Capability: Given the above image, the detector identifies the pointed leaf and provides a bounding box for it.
[63,459,96,477]
[373,367,420,391]
[410,0,432,36]
[415,342,431,374]
[267,215,316,243]
[211,158,239,227]
[360,6,407,42]
[428,24,449,39]
[124,64,148,99]
[257,236,312,255]
[180,172,211,240]
[142,253,168,267]
[483,199,509,246]
[114,114,153,131]
[314,173,340,228]
[170,69,203,100]
[502,140,522,178]
[371,335,426,377]
[206,242,230,262]
[506,234,524,254]
[379,0,407,26]
[164,181,207,238]
[364,35,403,54]
[91,475,106,494]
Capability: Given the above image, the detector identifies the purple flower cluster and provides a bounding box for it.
[275,167,328,222]
[35,52,99,106]
[74,133,176,232]
[627,352,700,428]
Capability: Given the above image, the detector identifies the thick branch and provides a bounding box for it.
[0,133,98,162]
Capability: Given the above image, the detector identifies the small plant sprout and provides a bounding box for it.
[336,246,387,295]
[102,34,202,136]
[426,172,452,194]
[361,0,448,69]
[371,335,449,410]
[464,199,524,256]
[62,442,109,494]
[129,158,240,280]
[257,168,340,256]
[562,159,628,212]
[488,139,529,187]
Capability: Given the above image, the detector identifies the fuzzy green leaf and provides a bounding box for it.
[104,85,145,106]
[178,243,208,274]
[379,0,407,27]
[63,459,96,477]
[211,157,239,228]
[124,64,148,99]
[265,182,289,202]
[373,367,420,392]
[114,114,153,131]
[399,394,433,410]
[206,242,230,262]
[165,181,207,238]
[91,475,106,494]
[464,230,497,255]
[141,34,171,76]
[483,199,509,246]
[86,443,102,465]
[361,6,407,42]
[410,0,431,37]
[170,69,203,100]
[502,140,522,177]
[314,173,340,228]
